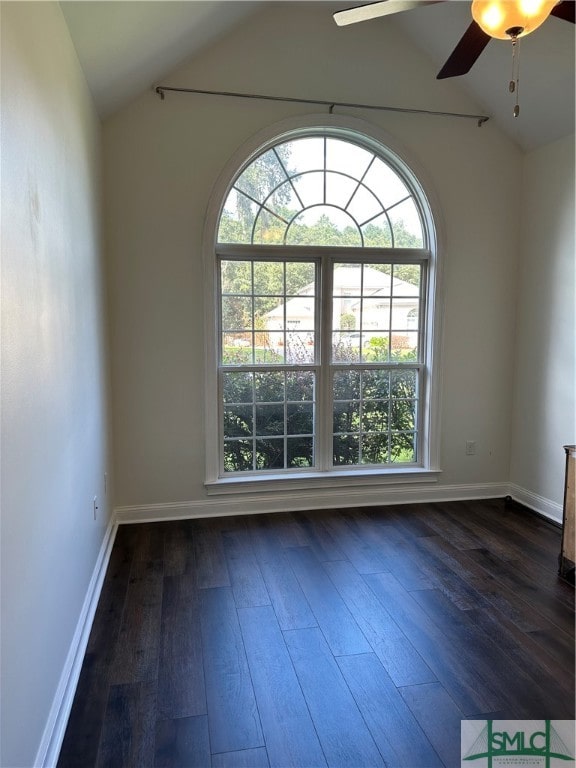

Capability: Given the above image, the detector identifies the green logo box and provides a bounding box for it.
[461,720,575,768]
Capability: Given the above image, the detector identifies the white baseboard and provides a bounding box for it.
[35,519,118,768]
[114,482,510,523]
[508,483,563,524]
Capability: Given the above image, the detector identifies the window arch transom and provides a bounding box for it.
[218,136,424,248]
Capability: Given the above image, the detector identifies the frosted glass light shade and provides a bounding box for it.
[471,0,556,39]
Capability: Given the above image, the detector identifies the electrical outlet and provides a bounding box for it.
[93,496,98,520]
[465,440,476,456]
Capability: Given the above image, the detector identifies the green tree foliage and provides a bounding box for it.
[340,313,356,331]
[236,146,292,215]
[222,370,316,472]
[219,209,422,274]
[219,146,293,244]
[287,214,361,247]
[332,368,417,465]
[222,362,417,471]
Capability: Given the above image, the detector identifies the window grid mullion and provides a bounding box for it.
[389,265,395,363]
[251,373,257,472]
[317,253,333,472]
[416,261,428,464]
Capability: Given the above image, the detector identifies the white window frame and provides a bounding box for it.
[202,115,444,494]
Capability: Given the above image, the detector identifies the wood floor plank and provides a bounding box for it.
[320,510,391,574]
[257,555,318,631]
[129,522,166,563]
[443,500,566,593]
[417,535,548,632]
[292,510,347,562]
[109,558,164,685]
[324,559,436,686]
[154,715,210,768]
[527,626,576,680]
[199,587,263,754]
[365,504,438,539]
[212,748,270,768]
[465,547,575,635]
[194,521,231,589]
[156,573,206,719]
[223,526,271,609]
[364,572,499,715]
[248,518,317,631]
[364,511,485,610]
[57,653,112,768]
[399,682,464,768]
[464,499,561,560]
[238,605,327,768]
[337,653,443,768]
[285,547,372,656]
[412,590,515,703]
[284,628,385,767]
[162,520,196,577]
[464,604,575,707]
[413,591,525,717]
[409,588,555,718]
[350,511,436,591]
[450,500,566,578]
[404,534,484,610]
[268,512,310,548]
[413,503,485,550]
[95,681,157,768]
[58,533,133,767]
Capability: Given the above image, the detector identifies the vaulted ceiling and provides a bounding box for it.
[61,0,575,152]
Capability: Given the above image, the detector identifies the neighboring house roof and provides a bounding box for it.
[265,265,418,321]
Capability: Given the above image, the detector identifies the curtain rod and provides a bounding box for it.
[154,86,490,127]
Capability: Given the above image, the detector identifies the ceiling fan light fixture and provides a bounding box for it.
[471,0,557,38]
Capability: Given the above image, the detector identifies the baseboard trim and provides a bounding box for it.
[36,518,118,768]
[114,482,510,523]
[508,483,563,525]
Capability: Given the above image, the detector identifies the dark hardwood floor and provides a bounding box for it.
[58,499,575,768]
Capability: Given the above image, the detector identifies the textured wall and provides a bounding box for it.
[0,4,110,765]
[511,134,576,509]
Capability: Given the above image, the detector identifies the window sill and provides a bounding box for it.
[205,467,441,496]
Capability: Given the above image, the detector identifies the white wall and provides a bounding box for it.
[104,3,523,515]
[510,134,576,517]
[0,4,110,766]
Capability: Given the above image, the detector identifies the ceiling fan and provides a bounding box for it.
[333,0,575,79]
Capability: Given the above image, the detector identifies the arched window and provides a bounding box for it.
[218,135,424,249]
[207,126,439,483]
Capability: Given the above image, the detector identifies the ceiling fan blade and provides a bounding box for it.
[437,21,491,79]
[334,0,441,27]
[550,0,575,23]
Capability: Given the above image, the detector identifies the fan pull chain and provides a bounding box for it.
[509,35,521,118]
